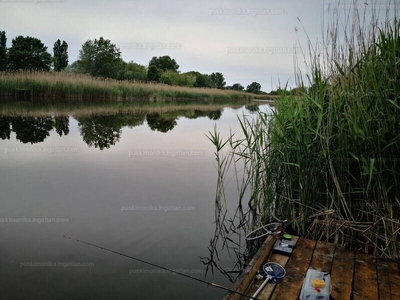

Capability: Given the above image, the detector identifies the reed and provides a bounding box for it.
[210,1,400,259]
[0,71,254,102]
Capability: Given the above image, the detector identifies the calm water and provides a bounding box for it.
[0,102,269,300]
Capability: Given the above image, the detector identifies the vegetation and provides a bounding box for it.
[147,55,179,82]
[53,39,68,72]
[0,71,255,102]
[231,83,244,91]
[209,3,400,260]
[0,31,267,95]
[0,31,6,71]
[246,81,261,94]
[73,37,122,78]
[209,72,226,89]
[8,36,52,71]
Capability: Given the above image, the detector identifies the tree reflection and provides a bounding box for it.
[11,116,55,144]
[207,110,222,120]
[76,115,122,150]
[0,116,11,140]
[54,116,70,137]
[146,113,177,133]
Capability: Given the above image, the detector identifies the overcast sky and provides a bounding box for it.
[0,0,394,91]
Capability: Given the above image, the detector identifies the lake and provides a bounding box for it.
[0,100,270,300]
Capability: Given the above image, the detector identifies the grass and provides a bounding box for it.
[0,71,256,102]
[208,1,400,261]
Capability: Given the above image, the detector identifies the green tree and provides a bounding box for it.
[246,82,262,94]
[231,83,244,91]
[147,55,179,82]
[118,61,147,81]
[210,72,226,89]
[53,39,69,71]
[194,73,214,88]
[76,37,122,78]
[160,70,195,87]
[8,36,52,71]
[0,31,7,71]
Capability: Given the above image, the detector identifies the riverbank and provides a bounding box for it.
[0,71,259,102]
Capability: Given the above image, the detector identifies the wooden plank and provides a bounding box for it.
[353,252,378,300]
[377,258,400,299]
[223,235,276,300]
[309,240,335,271]
[245,236,299,299]
[270,238,316,300]
[330,247,354,300]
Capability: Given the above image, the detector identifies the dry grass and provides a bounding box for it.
[0,71,256,102]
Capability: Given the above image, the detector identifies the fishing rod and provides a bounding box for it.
[63,235,260,300]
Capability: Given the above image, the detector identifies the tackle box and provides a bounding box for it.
[299,269,331,300]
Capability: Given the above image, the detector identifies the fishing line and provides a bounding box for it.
[63,235,259,299]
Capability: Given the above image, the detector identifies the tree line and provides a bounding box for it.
[0,31,263,93]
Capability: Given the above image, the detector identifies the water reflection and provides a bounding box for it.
[11,116,55,144]
[0,116,11,140]
[0,107,224,149]
[54,116,70,137]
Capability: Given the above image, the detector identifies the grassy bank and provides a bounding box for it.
[0,71,255,102]
[210,3,400,259]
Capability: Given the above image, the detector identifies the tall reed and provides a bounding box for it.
[210,1,400,259]
[0,71,254,102]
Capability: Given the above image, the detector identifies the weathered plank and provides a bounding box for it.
[377,258,400,300]
[246,236,299,299]
[223,235,276,300]
[330,246,354,300]
[270,238,316,300]
[309,240,335,271]
[353,252,378,300]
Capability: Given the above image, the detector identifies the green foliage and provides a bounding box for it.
[209,72,226,89]
[0,31,6,71]
[53,39,69,71]
[76,37,122,78]
[8,36,52,71]
[160,70,195,87]
[194,73,214,88]
[246,81,261,94]
[147,55,179,82]
[117,61,147,81]
[231,83,244,91]
[210,5,400,259]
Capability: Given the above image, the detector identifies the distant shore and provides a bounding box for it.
[0,71,263,102]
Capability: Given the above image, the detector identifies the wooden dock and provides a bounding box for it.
[224,236,400,300]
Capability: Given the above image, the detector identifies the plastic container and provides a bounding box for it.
[299,269,331,300]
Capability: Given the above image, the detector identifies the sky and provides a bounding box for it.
[0,0,395,91]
